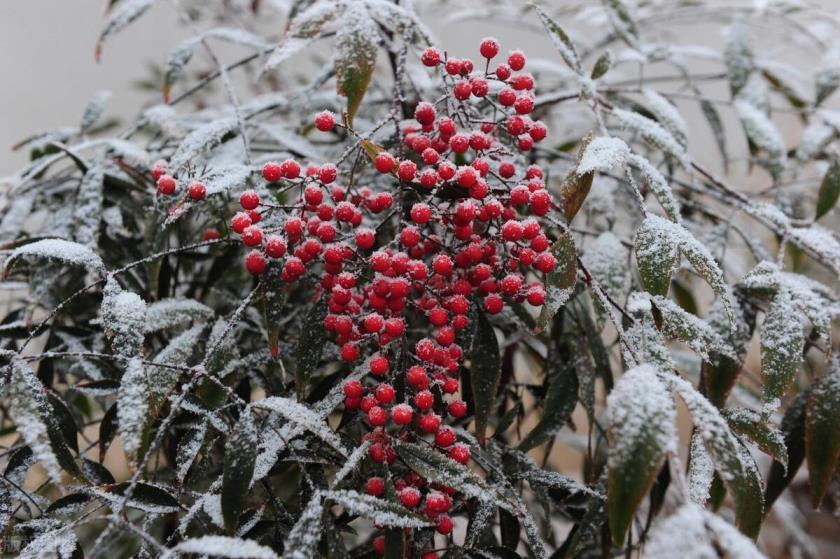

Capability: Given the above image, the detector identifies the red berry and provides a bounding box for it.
[370,356,389,377]
[373,536,385,556]
[374,152,395,173]
[318,164,337,184]
[407,366,429,389]
[448,444,470,464]
[448,400,467,418]
[527,286,546,306]
[398,160,417,181]
[514,94,534,115]
[374,383,395,404]
[265,236,287,258]
[365,477,385,497]
[151,160,167,181]
[230,212,252,234]
[364,313,384,333]
[501,220,524,242]
[368,405,388,426]
[344,380,364,399]
[156,174,177,195]
[410,203,432,224]
[244,251,266,275]
[421,47,441,67]
[534,252,557,273]
[414,102,436,125]
[282,159,301,179]
[400,487,421,509]
[479,37,500,59]
[241,226,263,247]
[384,318,405,337]
[203,228,220,241]
[453,80,472,101]
[435,427,456,447]
[355,228,375,250]
[187,182,206,201]
[508,50,526,71]
[418,413,441,433]
[314,110,336,132]
[392,404,414,425]
[341,342,360,362]
[436,514,454,535]
[263,162,283,182]
[496,63,512,81]
[484,294,504,314]
[414,390,434,410]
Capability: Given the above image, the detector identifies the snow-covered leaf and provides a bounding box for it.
[577,136,630,174]
[724,407,787,467]
[470,307,502,444]
[294,300,327,398]
[612,108,690,168]
[101,278,146,357]
[323,490,434,528]
[648,295,732,361]
[533,3,582,74]
[5,238,105,275]
[261,1,340,75]
[80,90,112,132]
[18,526,78,559]
[590,50,613,79]
[253,397,347,457]
[603,0,640,49]
[816,46,840,106]
[282,494,325,559]
[805,356,840,509]
[96,0,155,61]
[816,159,840,219]
[634,214,679,297]
[517,352,578,452]
[334,2,379,126]
[535,231,577,333]
[93,481,180,514]
[760,287,804,402]
[629,154,681,222]
[787,224,840,276]
[176,421,208,485]
[606,364,676,547]
[168,536,279,559]
[688,432,714,505]
[223,409,258,533]
[734,98,786,176]
[582,231,629,322]
[118,357,151,462]
[558,134,595,222]
[643,89,688,148]
[170,118,238,170]
[72,163,105,248]
[724,24,753,96]
[145,298,213,333]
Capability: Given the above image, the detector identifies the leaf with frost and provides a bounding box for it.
[176,422,208,485]
[816,46,840,106]
[167,536,279,559]
[816,159,840,219]
[797,122,836,163]
[282,494,325,559]
[724,24,753,96]
[577,136,630,174]
[150,323,205,398]
[533,3,582,74]
[145,298,214,333]
[0,194,34,242]
[324,490,434,528]
[606,364,676,546]
[612,107,690,168]
[629,154,681,222]
[645,503,765,559]
[688,432,714,505]
[69,162,104,249]
[603,0,640,48]
[253,397,347,457]
[101,278,146,357]
[558,133,595,222]
[806,356,840,508]
[334,2,379,125]
[667,375,764,538]
[223,410,258,533]
[169,118,238,170]
[625,298,674,371]
[787,224,840,276]
[535,231,577,333]
[734,98,786,175]
[202,165,253,196]
[96,0,155,61]
[18,527,78,559]
[582,231,629,311]
[760,288,804,402]
[331,440,372,488]
[5,238,105,275]
[261,1,340,74]
[648,295,733,360]
[724,408,787,467]
[118,357,151,462]
[9,358,79,482]
[80,90,112,132]
[643,89,688,148]
[93,481,180,514]
[590,50,613,79]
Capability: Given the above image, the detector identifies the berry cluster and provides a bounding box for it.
[150,37,555,555]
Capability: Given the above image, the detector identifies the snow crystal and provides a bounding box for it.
[612,108,690,168]
[606,364,677,466]
[577,136,630,174]
[101,278,147,357]
[118,357,150,460]
[169,536,279,559]
[645,503,765,559]
[5,238,105,273]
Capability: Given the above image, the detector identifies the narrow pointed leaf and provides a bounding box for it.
[222,410,258,534]
[760,288,804,401]
[805,357,840,509]
[816,159,840,219]
[470,308,501,444]
[335,3,378,126]
[534,231,577,333]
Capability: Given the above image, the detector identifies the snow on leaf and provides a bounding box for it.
[577,136,630,174]
[80,90,112,132]
[96,0,155,61]
[612,108,690,168]
[797,121,836,163]
[5,238,105,275]
[223,410,258,533]
[331,439,372,488]
[101,278,146,357]
[582,231,629,313]
[261,1,340,75]
[788,224,840,276]
[724,24,754,96]
[724,407,787,467]
[324,490,434,528]
[0,193,34,242]
[150,323,205,398]
[118,357,150,462]
[8,358,74,483]
[625,298,674,371]
[643,89,688,148]
[17,527,78,559]
[534,231,577,333]
[634,214,679,297]
[334,2,379,126]
[168,536,279,559]
[145,298,214,333]
[816,159,840,219]
[253,397,347,457]
[688,432,714,505]
[806,356,840,508]
[734,98,786,175]
[202,165,253,196]
[93,481,180,514]
[760,287,804,402]
[649,295,733,360]
[282,493,325,559]
[176,422,208,485]
[606,364,676,546]
[645,503,765,559]
[816,46,840,106]
[532,3,582,74]
[628,153,681,222]
[169,118,238,170]
[73,163,105,248]
[603,0,640,49]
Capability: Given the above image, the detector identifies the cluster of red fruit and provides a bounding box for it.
[149,38,553,554]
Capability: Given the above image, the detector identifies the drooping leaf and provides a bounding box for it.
[261,1,340,75]
[145,298,214,333]
[323,490,433,528]
[169,118,238,170]
[558,134,594,222]
[170,535,280,559]
[293,299,327,398]
[253,397,347,456]
[534,231,577,333]
[606,364,676,547]
[470,308,501,444]
[699,97,728,172]
[17,526,79,559]
[734,98,787,177]
[816,159,840,219]
[117,357,151,463]
[80,90,112,132]
[577,136,630,175]
[724,24,753,97]
[95,0,155,61]
[765,390,808,509]
[283,493,325,559]
[602,0,640,48]
[72,163,105,248]
[628,154,681,223]
[760,287,804,402]
[805,356,840,509]
[94,481,180,514]
[176,422,209,485]
[101,277,147,357]
[222,409,258,534]
[724,408,787,467]
[334,2,379,126]
[816,47,840,106]
[612,108,690,168]
[517,356,578,452]
[634,215,679,297]
[642,89,688,149]
[532,3,582,74]
[590,50,613,80]
[4,238,106,276]
[648,295,732,361]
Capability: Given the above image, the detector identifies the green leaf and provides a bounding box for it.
[606,364,676,547]
[261,275,287,360]
[171,536,280,559]
[118,357,152,464]
[470,308,501,444]
[94,481,180,514]
[723,408,787,467]
[293,299,328,399]
[222,410,258,534]
[323,490,433,528]
[590,50,613,80]
[699,97,728,172]
[806,357,840,509]
[334,2,378,126]
[603,0,640,48]
[816,159,840,219]
[532,3,582,74]
[724,24,753,97]
[634,216,678,297]
[765,390,808,509]
[517,357,578,452]
[534,231,577,334]
[284,493,325,559]
[649,295,732,361]
[760,288,804,402]
[557,134,594,223]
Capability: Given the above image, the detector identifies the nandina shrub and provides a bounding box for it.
[1,1,840,557]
